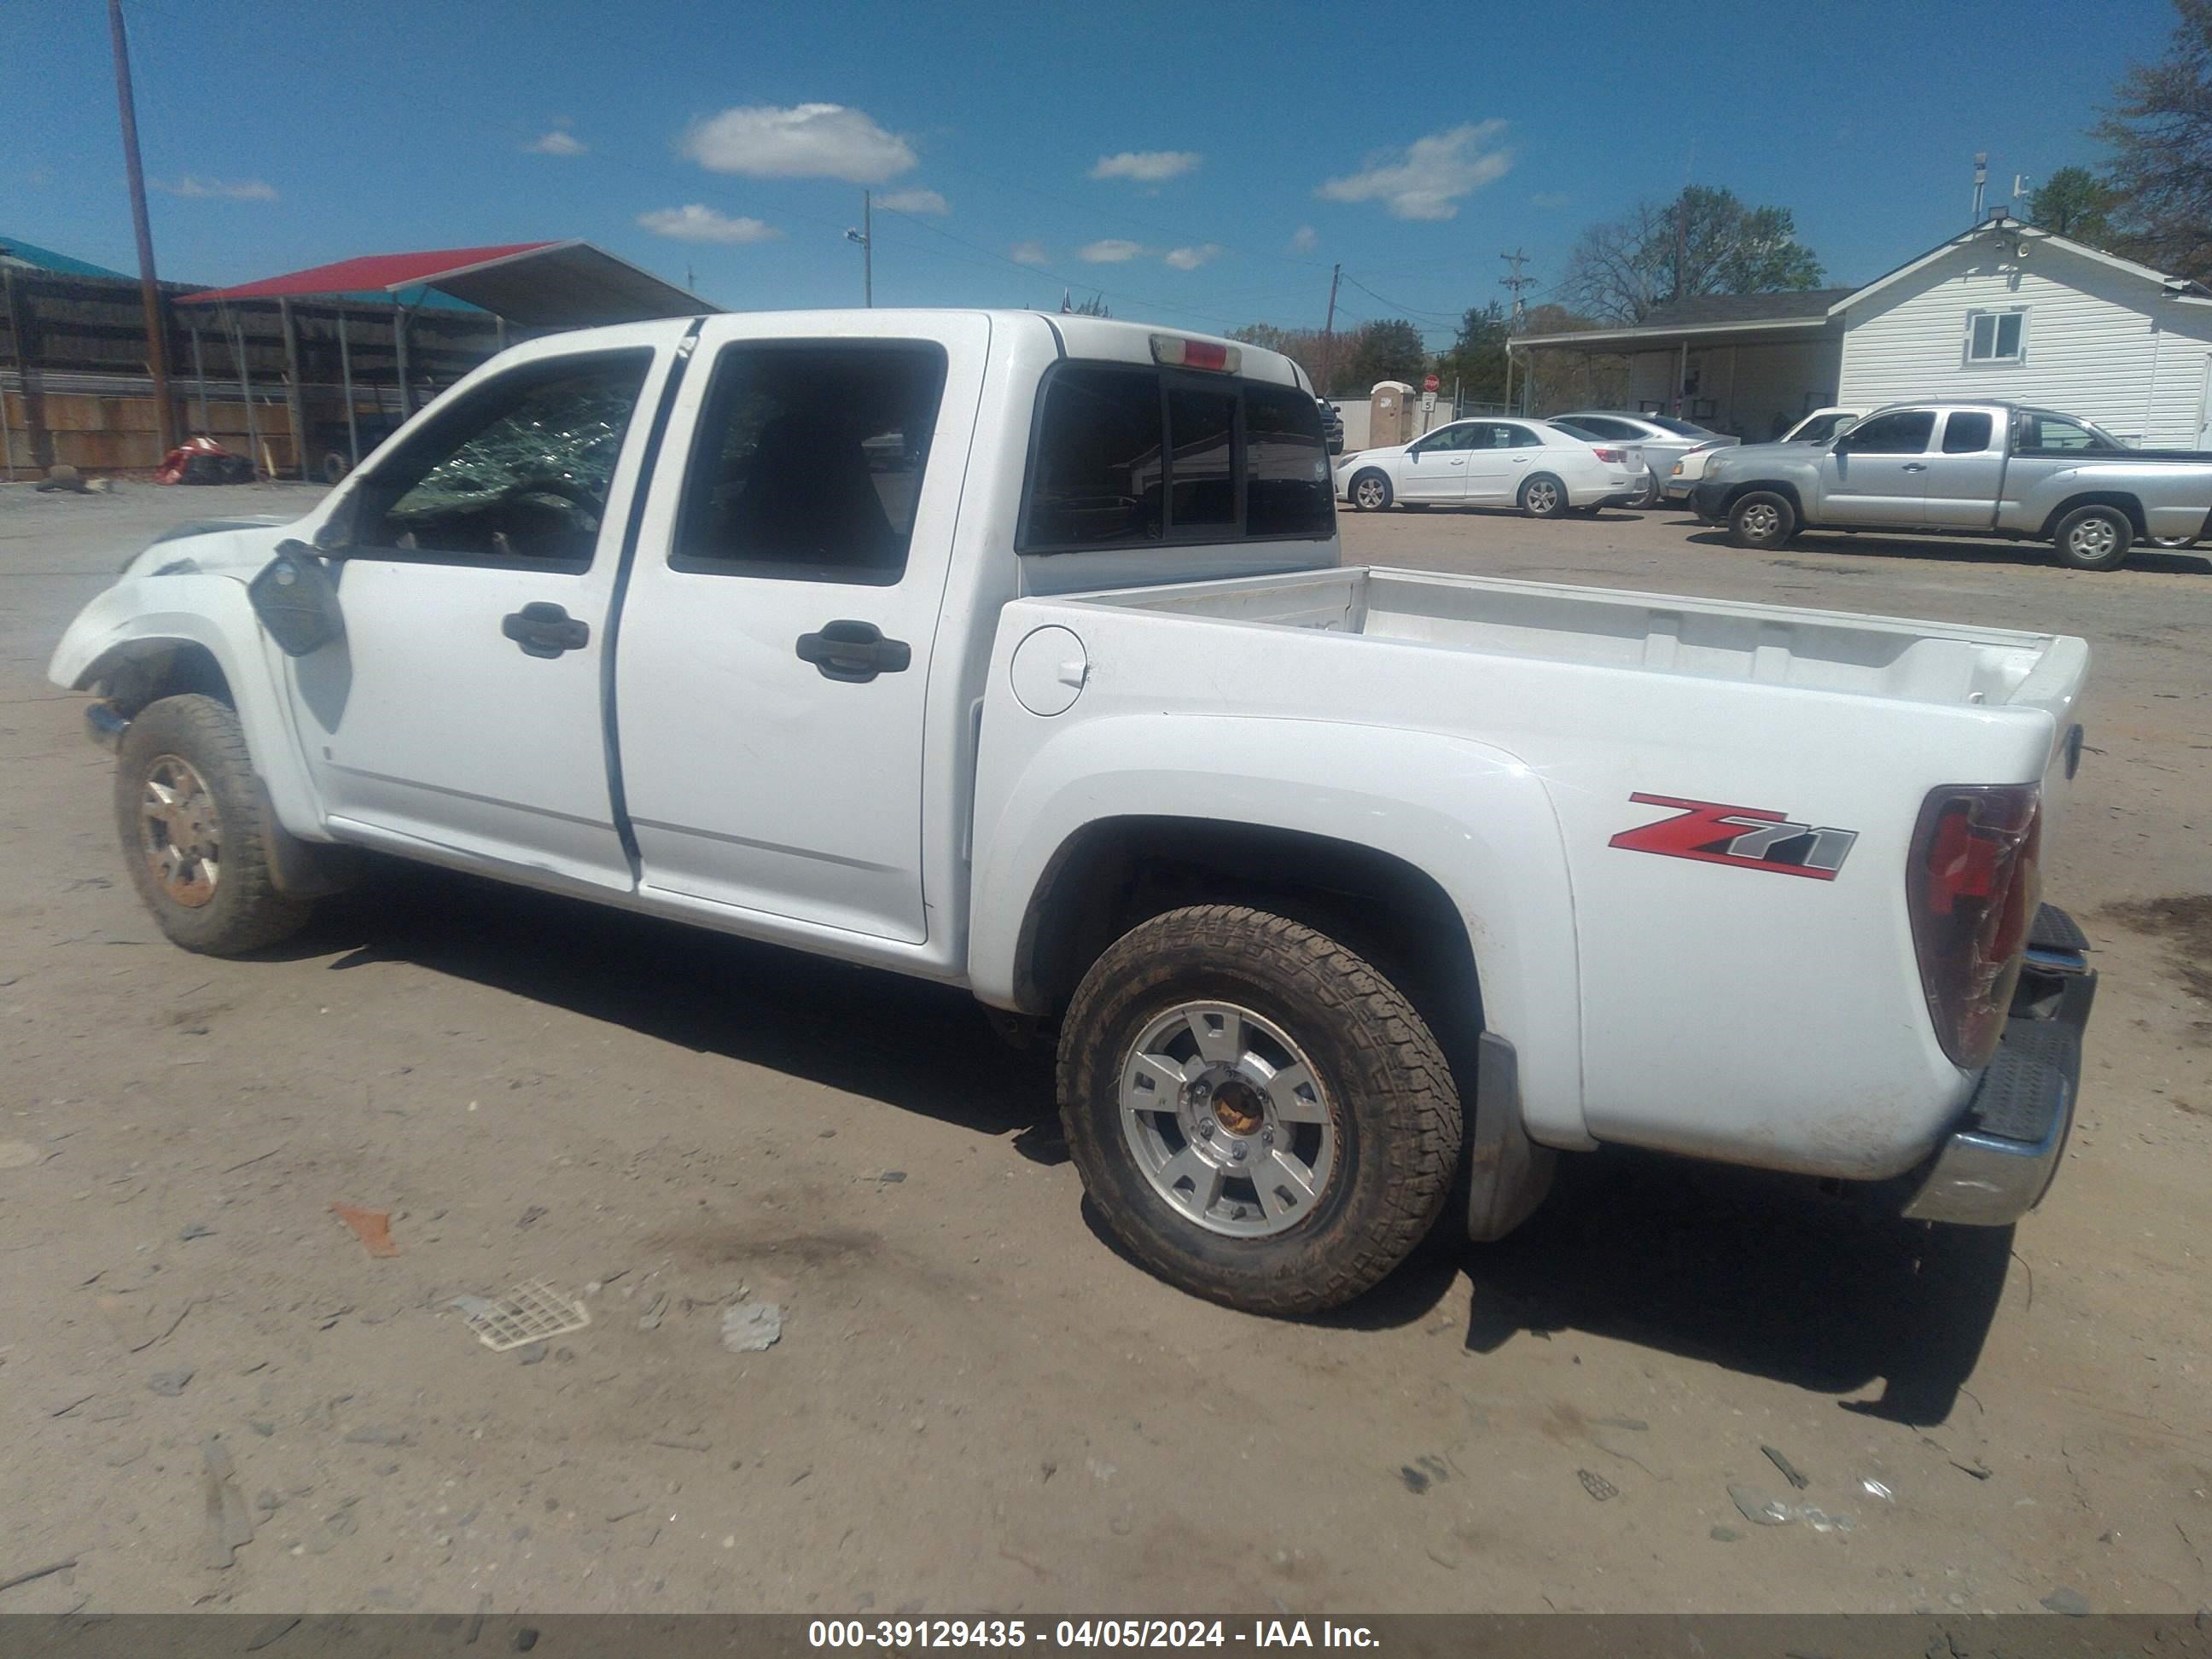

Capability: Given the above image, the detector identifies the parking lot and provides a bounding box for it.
[1,482,2207,1616]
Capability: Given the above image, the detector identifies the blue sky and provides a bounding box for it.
[3,0,2180,344]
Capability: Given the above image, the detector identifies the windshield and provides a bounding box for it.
[1787,412,1854,444]
[1644,416,1714,438]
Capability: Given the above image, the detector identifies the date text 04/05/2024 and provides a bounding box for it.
[806,1620,1381,1650]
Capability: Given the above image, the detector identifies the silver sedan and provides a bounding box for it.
[1547,411,1738,508]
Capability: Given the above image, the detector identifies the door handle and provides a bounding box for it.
[796,619,911,684]
[500,601,590,659]
[1902,463,1928,472]
[1449,459,1464,467]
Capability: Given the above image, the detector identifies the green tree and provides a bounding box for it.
[2096,0,2212,280]
[1562,186,1824,323]
[1434,302,1509,404]
[2024,166,2118,244]
[1331,319,1428,394]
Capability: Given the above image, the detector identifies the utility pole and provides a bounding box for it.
[1499,249,1534,414]
[109,0,177,453]
[1318,263,1341,395]
[845,190,872,307]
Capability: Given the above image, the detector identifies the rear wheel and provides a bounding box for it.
[1726,490,1796,550]
[114,695,313,955]
[2051,504,2133,571]
[1519,473,1569,519]
[1348,469,1393,512]
[1057,905,1462,1315]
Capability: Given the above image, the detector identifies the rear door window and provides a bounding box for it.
[671,340,949,584]
[1941,411,1995,452]
[1022,364,1331,550]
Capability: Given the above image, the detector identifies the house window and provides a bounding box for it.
[1966,309,2026,364]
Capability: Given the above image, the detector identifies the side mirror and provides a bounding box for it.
[248,541,346,657]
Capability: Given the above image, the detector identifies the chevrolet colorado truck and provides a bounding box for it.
[1693,400,2212,570]
[51,312,2098,1314]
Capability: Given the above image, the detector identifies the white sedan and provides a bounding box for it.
[1336,417,1645,518]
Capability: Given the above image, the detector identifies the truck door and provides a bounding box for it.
[1920,409,2005,527]
[288,335,678,889]
[610,314,989,943]
[1820,407,1936,525]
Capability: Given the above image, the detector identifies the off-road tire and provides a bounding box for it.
[1057,905,1462,1315]
[2050,504,2133,572]
[1727,489,1797,550]
[114,694,313,955]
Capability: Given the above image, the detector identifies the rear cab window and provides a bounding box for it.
[1020,363,1333,551]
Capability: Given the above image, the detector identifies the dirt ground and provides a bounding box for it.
[0,481,2206,1617]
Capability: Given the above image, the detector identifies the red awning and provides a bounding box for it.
[177,241,711,329]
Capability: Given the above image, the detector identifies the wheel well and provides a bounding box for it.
[90,641,234,713]
[1016,817,1484,1062]
[2041,492,2145,540]
[1720,480,1804,518]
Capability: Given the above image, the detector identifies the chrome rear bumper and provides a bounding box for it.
[1900,905,2094,1226]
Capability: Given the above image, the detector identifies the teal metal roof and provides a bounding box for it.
[0,234,133,280]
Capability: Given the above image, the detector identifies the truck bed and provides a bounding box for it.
[1077,564,2086,719]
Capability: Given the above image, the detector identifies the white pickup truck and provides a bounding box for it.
[50,312,2098,1314]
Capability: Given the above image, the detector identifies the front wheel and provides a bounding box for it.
[1518,473,1569,519]
[1726,490,1797,550]
[1057,905,1462,1315]
[1348,469,1393,512]
[114,695,314,955]
[2051,504,2133,571]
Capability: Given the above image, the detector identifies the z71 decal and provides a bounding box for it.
[1609,793,1858,880]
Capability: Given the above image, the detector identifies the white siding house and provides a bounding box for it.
[1835,217,2212,447]
[1507,217,2212,448]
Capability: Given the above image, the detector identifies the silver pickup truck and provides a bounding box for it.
[1692,401,2212,569]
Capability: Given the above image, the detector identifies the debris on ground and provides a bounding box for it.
[517,1206,546,1229]
[201,1438,254,1569]
[637,1294,670,1332]
[178,1221,215,1242]
[720,1301,783,1353]
[0,1558,79,1597]
[33,465,86,495]
[342,1425,411,1447]
[1761,1445,1812,1490]
[2040,1587,2091,1615]
[455,1282,590,1353]
[1577,1468,1619,1502]
[1708,1526,1743,1543]
[516,1342,548,1365]
[1950,1458,1993,1481]
[1860,1477,1895,1502]
[147,1368,194,1396]
[1729,1484,1793,1527]
[878,1170,907,1185]
[329,1202,399,1258]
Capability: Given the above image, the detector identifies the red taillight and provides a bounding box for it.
[1591,446,1625,463]
[1150,334,1239,373]
[1907,784,2042,1068]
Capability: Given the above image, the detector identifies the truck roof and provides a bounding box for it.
[524,308,1309,393]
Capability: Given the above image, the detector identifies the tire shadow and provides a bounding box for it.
[271,864,2008,1417]
[1684,527,2212,576]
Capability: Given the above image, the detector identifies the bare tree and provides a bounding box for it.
[2097,0,2212,281]
[1562,188,1823,323]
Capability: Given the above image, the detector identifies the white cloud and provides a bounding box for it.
[525,130,587,156]
[1079,239,1146,264]
[1289,224,1318,253]
[155,175,277,201]
[1010,240,1052,266]
[682,103,915,183]
[1091,150,1200,183]
[1316,121,1512,221]
[877,188,947,215]
[1162,244,1220,271]
[637,205,783,244]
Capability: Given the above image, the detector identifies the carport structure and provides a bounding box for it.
[178,241,711,479]
[1506,288,1856,441]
